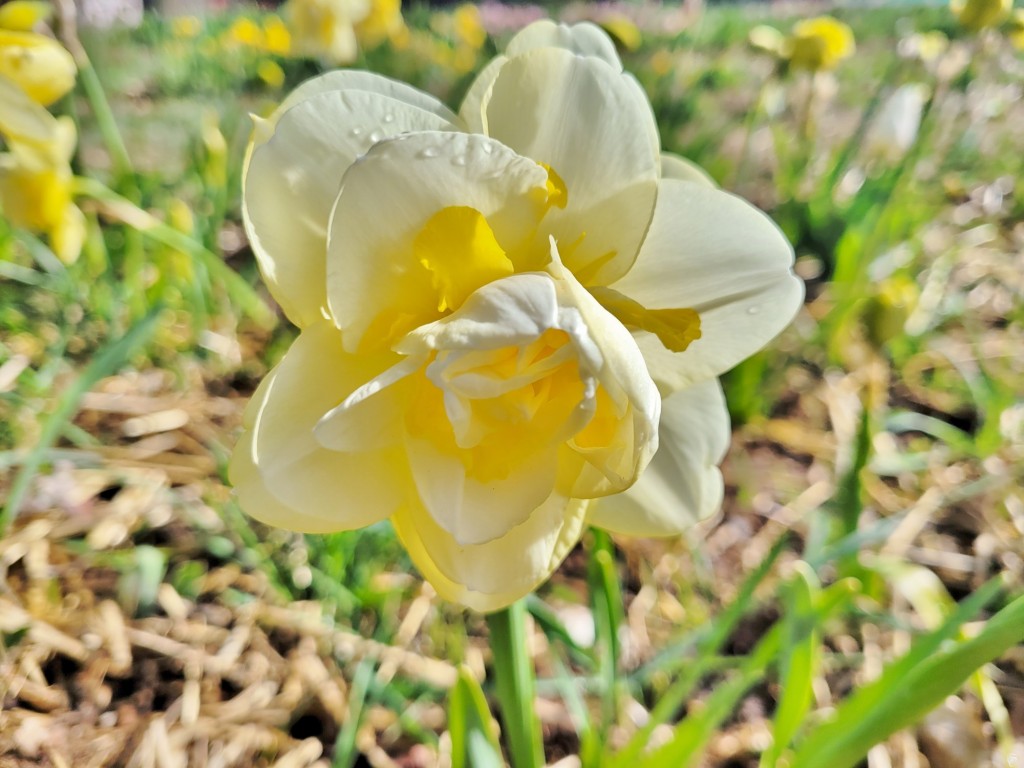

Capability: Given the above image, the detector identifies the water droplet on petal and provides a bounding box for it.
[368,130,384,143]
[418,147,440,159]
[383,113,395,123]
[451,155,467,167]
[747,305,760,315]
[350,127,363,137]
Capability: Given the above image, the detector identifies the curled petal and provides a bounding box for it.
[588,379,729,537]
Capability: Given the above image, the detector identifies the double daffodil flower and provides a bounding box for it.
[232,21,803,611]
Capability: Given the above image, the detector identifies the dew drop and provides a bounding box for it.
[746,305,760,315]
[383,113,395,123]
[451,155,467,167]
[481,143,493,154]
[368,130,384,143]
[418,147,440,159]
[350,127,363,137]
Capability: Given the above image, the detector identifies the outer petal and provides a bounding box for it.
[243,90,458,327]
[392,494,590,612]
[327,131,550,351]
[260,70,460,141]
[661,151,717,187]
[459,20,621,132]
[484,48,660,286]
[505,20,622,69]
[609,178,804,391]
[228,320,406,532]
[588,378,729,537]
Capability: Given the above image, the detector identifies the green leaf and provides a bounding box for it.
[789,578,1019,768]
[449,667,504,768]
[762,563,819,767]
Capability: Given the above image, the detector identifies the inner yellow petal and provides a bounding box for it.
[538,162,568,210]
[590,286,702,353]
[415,206,514,313]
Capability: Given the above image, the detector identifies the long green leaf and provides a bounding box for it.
[789,578,1014,768]
[449,667,503,768]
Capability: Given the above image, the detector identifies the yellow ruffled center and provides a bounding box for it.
[406,328,589,483]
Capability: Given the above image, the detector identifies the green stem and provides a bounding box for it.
[486,601,544,768]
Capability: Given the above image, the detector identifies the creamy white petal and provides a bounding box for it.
[609,178,803,390]
[484,48,660,286]
[392,494,590,612]
[588,378,730,537]
[661,151,717,187]
[243,90,458,326]
[327,131,550,351]
[405,435,559,546]
[458,55,507,134]
[259,70,460,144]
[505,20,622,70]
[229,320,406,532]
[547,245,661,498]
[459,20,622,133]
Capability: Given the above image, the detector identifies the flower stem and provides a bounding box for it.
[486,601,544,768]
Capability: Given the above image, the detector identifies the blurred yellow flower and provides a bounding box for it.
[900,30,949,62]
[262,16,292,55]
[785,16,855,71]
[0,77,84,263]
[0,28,75,105]
[257,58,286,89]
[951,0,1011,31]
[170,15,202,39]
[284,0,365,63]
[1009,9,1024,49]
[233,21,802,610]
[227,17,263,49]
[452,4,485,51]
[355,0,405,49]
[600,15,642,52]
[0,1,51,31]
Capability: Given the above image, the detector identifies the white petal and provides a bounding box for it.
[588,378,729,537]
[327,131,550,351]
[459,21,622,133]
[405,435,559,546]
[264,70,459,138]
[392,493,590,612]
[661,151,717,187]
[505,20,622,70]
[484,48,660,285]
[609,178,804,390]
[229,321,406,532]
[547,245,661,497]
[244,90,458,327]
[459,55,506,133]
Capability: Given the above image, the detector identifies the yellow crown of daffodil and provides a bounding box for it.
[784,16,855,71]
[232,20,803,611]
[951,0,1011,31]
